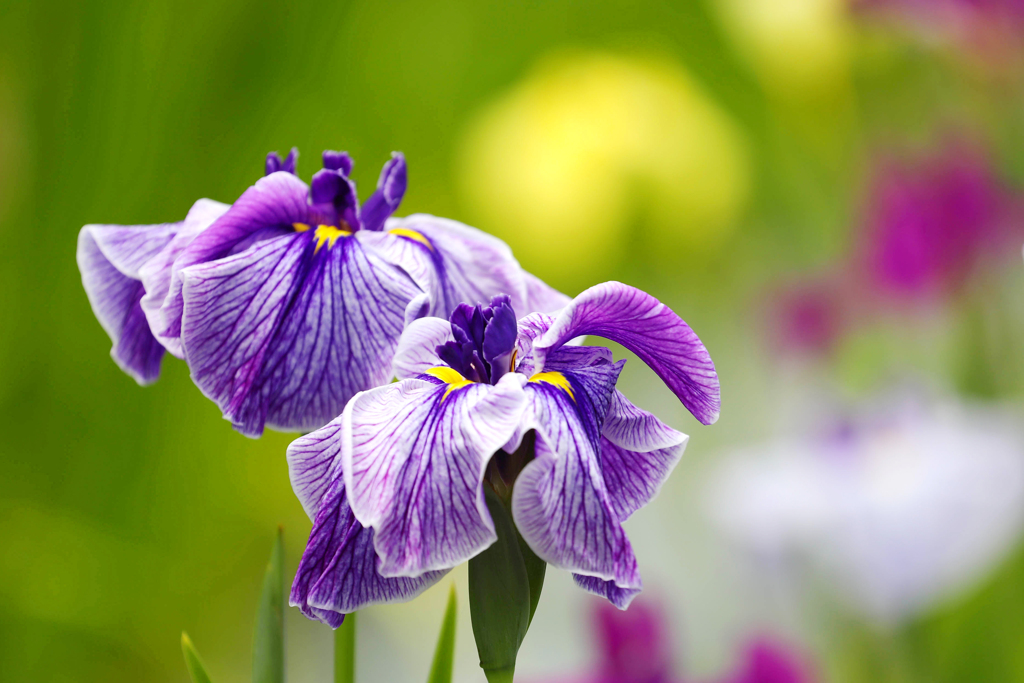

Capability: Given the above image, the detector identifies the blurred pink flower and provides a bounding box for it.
[858,137,1013,302]
[765,277,847,357]
[532,599,816,683]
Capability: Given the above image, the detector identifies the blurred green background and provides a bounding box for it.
[3,0,1024,681]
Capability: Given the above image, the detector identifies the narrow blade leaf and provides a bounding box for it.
[469,488,532,681]
[427,585,459,683]
[253,527,285,683]
[335,612,357,683]
[181,632,215,683]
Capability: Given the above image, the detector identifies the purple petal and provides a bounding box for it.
[342,374,527,577]
[180,230,421,437]
[522,270,571,314]
[138,199,230,358]
[361,153,408,232]
[77,221,180,384]
[291,476,445,626]
[265,148,299,176]
[533,282,720,425]
[159,174,311,359]
[511,362,643,606]
[288,419,345,519]
[392,317,453,380]
[367,214,536,318]
[322,150,354,175]
[310,168,359,230]
[572,574,641,610]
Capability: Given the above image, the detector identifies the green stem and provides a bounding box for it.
[483,666,515,683]
[334,612,356,683]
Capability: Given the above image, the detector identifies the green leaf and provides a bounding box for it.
[427,585,459,683]
[181,632,215,683]
[335,612,357,683]
[253,527,285,683]
[469,487,532,682]
[516,534,546,626]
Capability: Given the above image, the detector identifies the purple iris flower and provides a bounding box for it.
[77,198,230,384]
[77,148,568,436]
[288,282,719,626]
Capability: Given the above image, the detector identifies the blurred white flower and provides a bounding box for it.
[707,393,1024,625]
[457,51,749,285]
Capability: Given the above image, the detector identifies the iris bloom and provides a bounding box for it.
[709,392,1024,625]
[78,148,566,436]
[289,282,719,626]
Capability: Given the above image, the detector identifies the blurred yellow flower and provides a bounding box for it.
[457,52,749,285]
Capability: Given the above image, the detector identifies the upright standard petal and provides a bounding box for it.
[342,374,527,577]
[511,362,643,609]
[522,270,571,314]
[533,281,720,425]
[391,317,453,380]
[77,220,180,384]
[372,214,547,317]
[157,173,311,358]
[180,230,421,437]
[138,199,230,358]
[290,476,446,627]
[360,153,408,232]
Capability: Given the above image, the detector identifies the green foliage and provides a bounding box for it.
[427,585,459,683]
[334,612,356,683]
[253,527,285,683]
[181,633,215,683]
[469,488,535,682]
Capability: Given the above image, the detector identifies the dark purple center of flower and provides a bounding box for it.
[436,294,518,384]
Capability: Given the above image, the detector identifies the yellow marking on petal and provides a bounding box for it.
[313,224,352,253]
[293,222,312,232]
[390,227,433,250]
[509,349,518,373]
[425,366,475,401]
[529,371,575,401]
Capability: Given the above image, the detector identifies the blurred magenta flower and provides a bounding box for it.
[289,283,719,625]
[78,148,567,436]
[531,599,814,683]
[859,138,1012,302]
[764,277,847,357]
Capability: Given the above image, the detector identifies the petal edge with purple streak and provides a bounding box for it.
[533,281,720,425]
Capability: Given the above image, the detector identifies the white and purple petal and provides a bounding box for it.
[290,475,445,627]
[77,220,180,384]
[180,230,421,437]
[511,362,643,608]
[138,199,230,358]
[533,281,720,425]
[391,317,453,380]
[342,373,527,577]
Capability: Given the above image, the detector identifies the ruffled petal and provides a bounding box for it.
[533,281,720,425]
[371,214,537,317]
[290,476,445,626]
[600,390,688,521]
[511,362,643,606]
[342,373,527,577]
[391,317,453,380]
[159,173,311,359]
[360,153,407,232]
[180,230,420,437]
[138,199,230,358]
[77,221,180,384]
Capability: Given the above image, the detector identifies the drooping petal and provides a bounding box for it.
[291,476,445,626]
[77,221,180,384]
[361,153,407,232]
[511,362,643,606]
[572,574,641,610]
[342,373,527,577]
[138,199,230,358]
[391,317,453,380]
[533,281,720,425]
[180,230,421,437]
[600,390,688,521]
[522,270,571,314]
[371,214,542,317]
[157,173,311,360]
